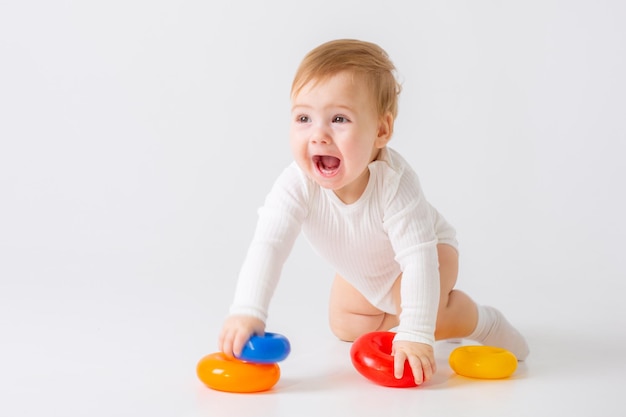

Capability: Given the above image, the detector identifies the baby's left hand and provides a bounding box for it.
[392,340,436,384]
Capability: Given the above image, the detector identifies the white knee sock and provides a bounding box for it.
[467,305,530,360]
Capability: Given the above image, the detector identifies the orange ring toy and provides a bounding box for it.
[449,346,518,379]
[196,352,280,393]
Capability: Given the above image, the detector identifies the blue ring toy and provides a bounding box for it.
[237,332,291,364]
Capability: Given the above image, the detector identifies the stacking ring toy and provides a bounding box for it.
[449,345,518,379]
[237,332,291,364]
[350,331,417,388]
[196,352,280,393]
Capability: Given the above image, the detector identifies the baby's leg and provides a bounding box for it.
[434,244,478,340]
[435,244,529,360]
[329,244,529,360]
[328,274,398,342]
[467,305,530,360]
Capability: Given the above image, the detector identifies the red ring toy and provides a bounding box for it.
[350,331,417,388]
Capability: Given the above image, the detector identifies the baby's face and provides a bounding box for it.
[290,72,390,204]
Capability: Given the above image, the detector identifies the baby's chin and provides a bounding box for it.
[304,166,343,190]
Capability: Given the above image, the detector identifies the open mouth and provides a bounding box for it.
[313,155,341,177]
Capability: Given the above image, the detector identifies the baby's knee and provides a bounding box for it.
[329,311,394,342]
[330,326,358,342]
[329,315,360,342]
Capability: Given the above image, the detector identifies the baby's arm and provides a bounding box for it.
[382,163,441,383]
[218,315,265,358]
[390,239,439,384]
[219,164,309,357]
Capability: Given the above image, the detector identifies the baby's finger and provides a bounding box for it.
[393,350,407,379]
[232,330,251,357]
[419,357,434,383]
[217,330,225,352]
[219,329,235,357]
[406,355,425,384]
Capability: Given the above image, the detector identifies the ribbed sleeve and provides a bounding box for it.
[229,164,309,321]
[382,169,441,344]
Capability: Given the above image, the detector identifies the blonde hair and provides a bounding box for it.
[291,39,402,119]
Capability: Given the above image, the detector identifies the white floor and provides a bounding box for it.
[2,235,625,417]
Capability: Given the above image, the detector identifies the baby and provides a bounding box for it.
[218,39,529,384]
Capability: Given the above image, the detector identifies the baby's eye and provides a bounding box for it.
[296,115,310,123]
[332,115,349,123]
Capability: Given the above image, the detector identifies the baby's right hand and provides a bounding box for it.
[218,315,266,358]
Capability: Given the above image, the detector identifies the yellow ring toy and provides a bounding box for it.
[196,352,280,393]
[449,346,518,379]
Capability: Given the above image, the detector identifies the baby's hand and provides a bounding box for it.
[218,315,265,358]
[392,340,436,385]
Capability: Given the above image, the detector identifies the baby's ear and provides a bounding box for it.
[375,112,394,148]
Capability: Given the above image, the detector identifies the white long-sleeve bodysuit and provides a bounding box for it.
[229,147,458,346]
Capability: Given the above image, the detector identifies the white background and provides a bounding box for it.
[1,1,625,416]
